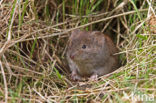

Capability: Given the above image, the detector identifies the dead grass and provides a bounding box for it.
[0,0,156,103]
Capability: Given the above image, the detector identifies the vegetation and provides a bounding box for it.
[0,0,155,102]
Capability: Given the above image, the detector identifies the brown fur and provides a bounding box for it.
[66,29,120,81]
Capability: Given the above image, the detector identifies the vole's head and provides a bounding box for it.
[68,29,105,62]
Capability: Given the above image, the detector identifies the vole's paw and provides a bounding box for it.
[71,72,82,81]
[89,74,98,81]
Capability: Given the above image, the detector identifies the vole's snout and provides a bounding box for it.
[70,54,75,59]
[70,51,79,59]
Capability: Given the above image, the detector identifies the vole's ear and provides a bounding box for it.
[90,31,105,46]
[90,31,102,36]
[69,29,81,39]
[71,29,81,35]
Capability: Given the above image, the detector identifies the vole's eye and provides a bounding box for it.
[82,44,86,49]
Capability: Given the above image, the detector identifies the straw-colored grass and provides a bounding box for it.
[0,0,155,102]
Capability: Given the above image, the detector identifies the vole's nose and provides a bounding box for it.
[70,54,75,59]
[70,51,79,59]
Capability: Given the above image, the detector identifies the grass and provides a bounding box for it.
[0,0,156,103]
